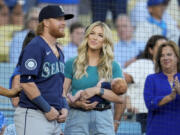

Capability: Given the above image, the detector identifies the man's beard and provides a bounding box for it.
[49,27,65,38]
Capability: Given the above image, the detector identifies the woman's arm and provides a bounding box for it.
[158,89,176,106]
[63,78,99,110]
[63,78,72,97]
[81,87,125,104]
[126,95,139,113]
[11,75,20,107]
[114,99,126,133]
[0,86,20,98]
[144,75,176,111]
[0,73,21,98]
[101,88,125,103]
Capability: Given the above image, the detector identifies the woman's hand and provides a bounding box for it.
[169,89,176,100]
[70,100,98,110]
[79,100,98,110]
[174,76,180,95]
[124,72,133,83]
[80,87,100,100]
[127,107,139,114]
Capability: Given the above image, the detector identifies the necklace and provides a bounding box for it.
[41,36,60,58]
[169,81,173,89]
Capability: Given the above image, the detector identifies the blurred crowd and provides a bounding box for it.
[0,0,180,134]
[0,0,179,64]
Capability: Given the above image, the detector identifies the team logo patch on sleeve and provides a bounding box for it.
[25,59,37,70]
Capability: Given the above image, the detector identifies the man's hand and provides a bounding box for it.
[45,107,59,121]
[57,108,68,123]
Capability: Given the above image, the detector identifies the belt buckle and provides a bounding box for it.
[101,104,105,109]
[98,103,105,109]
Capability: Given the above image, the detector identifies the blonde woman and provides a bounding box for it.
[63,21,127,135]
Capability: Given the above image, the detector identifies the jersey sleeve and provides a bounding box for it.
[64,57,75,79]
[9,66,20,88]
[112,61,123,78]
[20,42,43,76]
[144,75,164,111]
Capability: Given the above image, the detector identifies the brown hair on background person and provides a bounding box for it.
[155,40,180,73]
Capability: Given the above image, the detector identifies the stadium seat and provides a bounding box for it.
[116,121,142,135]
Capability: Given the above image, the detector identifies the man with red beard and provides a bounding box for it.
[14,5,74,135]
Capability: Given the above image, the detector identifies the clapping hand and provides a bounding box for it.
[174,76,180,95]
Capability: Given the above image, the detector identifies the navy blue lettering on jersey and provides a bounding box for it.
[19,36,65,110]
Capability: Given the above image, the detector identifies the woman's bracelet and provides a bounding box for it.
[114,120,120,124]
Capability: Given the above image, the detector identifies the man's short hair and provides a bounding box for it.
[70,22,84,34]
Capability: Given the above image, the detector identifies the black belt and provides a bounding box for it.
[93,103,111,111]
[71,103,111,111]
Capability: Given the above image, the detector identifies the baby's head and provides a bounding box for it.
[111,78,127,95]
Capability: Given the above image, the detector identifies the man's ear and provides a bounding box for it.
[43,19,49,27]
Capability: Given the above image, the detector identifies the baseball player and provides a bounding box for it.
[14,5,74,135]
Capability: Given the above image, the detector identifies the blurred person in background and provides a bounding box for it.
[114,15,142,68]
[4,0,24,25]
[63,22,85,62]
[9,7,40,64]
[4,0,37,13]
[124,35,168,134]
[0,1,23,62]
[0,3,9,26]
[130,0,177,29]
[134,0,179,46]
[10,3,24,26]
[144,41,180,135]
[9,31,36,107]
[0,3,10,62]
[91,0,127,23]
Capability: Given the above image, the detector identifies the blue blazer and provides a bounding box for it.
[144,72,180,135]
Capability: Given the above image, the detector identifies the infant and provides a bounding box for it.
[67,78,127,103]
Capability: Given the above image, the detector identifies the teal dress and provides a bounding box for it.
[65,57,123,101]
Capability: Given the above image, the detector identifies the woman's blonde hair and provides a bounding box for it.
[74,21,114,81]
[155,40,180,73]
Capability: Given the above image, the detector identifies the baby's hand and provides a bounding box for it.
[97,79,106,87]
